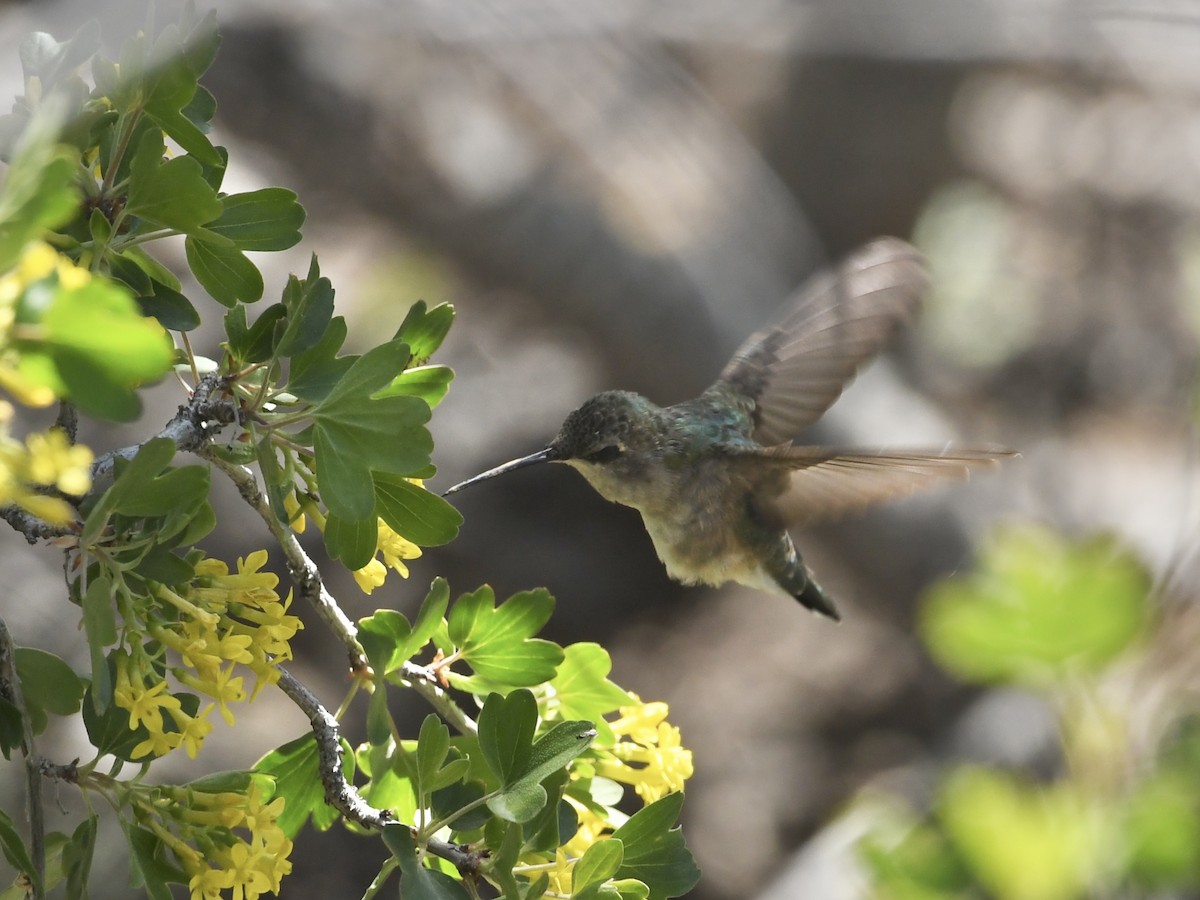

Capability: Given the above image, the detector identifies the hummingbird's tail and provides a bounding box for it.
[792,571,841,621]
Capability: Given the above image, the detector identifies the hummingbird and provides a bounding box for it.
[443,238,1014,621]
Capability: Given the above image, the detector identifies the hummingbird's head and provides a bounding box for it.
[549,390,645,464]
[441,391,657,498]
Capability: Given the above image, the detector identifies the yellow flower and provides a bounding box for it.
[23,428,92,494]
[594,698,694,803]
[353,519,422,594]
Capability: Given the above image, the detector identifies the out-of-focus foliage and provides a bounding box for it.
[861,526,1200,900]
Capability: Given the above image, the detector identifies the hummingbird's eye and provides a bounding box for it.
[587,445,622,464]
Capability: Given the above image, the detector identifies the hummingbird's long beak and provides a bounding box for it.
[442,447,559,496]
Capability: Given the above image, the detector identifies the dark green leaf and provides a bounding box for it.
[367,683,392,747]
[488,721,595,823]
[208,188,304,251]
[431,779,490,834]
[385,824,472,900]
[323,512,378,570]
[311,341,431,520]
[398,578,450,662]
[136,280,200,332]
[522,771,574,855]
[478,690,537,785]
[15,647,83,732]
[125,824,186,899]
[64,815,97,900]
[80,575,116,711]
[612,793,699,900]
[287,316,352,402]
[125,128,222,230]
[0,806,39,892]
[239,302,287,363]
[254,734,327,839]
[375,473,463,547]
[185,235,264,306]
[396,301,456,366]
[416,714,451,800]
[0,696,22,759]
[275,256,333,357]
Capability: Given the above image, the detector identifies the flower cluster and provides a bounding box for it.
[285,492,421,595]
[544,698,694,893]
[0,243,96,523]
[123,779,293,900]
[0,418,93,523]
[111,550,303,759]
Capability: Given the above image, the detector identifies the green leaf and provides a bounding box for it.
[573,840,624,895]
[207,188,304,251]
[80,575,116,710]
[375,473,463,547]
[185,235,264,306]
[125,128,222,230]
[275,255,333,357]
[612,793,700,900]
[135,279,200,332]
[939,768,1108,900]
[311,340,431,521]
[366,683,392,747]
[81,439,210,541]
[14,276,174,421]
[447,587,564,687]
[551,644,634,745]
[323,512,378,571]
[920,527,1150,687]
[358,609,413,676]
[0,697,22,759]
[431,779,490,834]
[15,647,83,733]
[254,734,327,839]
[477,690,537,785]
[396,301,456,366]
[287,316,352,402]
[488,720,596,823]
[234,302,287,363]
[19,23,101,87]
[416,714,451,800]
[125,824,185,900]
[0,98,78,271]
[64,815,97,900]
[0,807,38,892]
[384,824,471,900]
[184,770,254,794]
[1125,770,1200,884]
[378,365,455,409]
[399,578,451,663]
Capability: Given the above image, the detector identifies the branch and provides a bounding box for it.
[400,662,477,736]
[274,667,485,876]
[0,618,44,899]
[92,372,237,480]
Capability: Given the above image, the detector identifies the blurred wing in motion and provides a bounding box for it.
[718,238,929,446]
[733,444,1017,524]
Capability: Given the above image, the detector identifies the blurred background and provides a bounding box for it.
[5,1,1200,897]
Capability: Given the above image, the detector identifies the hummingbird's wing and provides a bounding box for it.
[729,444,1016,525]
[717,238,928,446]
